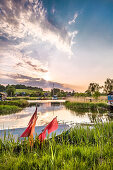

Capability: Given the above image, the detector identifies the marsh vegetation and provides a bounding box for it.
[0,122,113,169]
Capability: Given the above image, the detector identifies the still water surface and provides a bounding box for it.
[0,102,111,137]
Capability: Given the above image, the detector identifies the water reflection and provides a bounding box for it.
[0,102,111,130]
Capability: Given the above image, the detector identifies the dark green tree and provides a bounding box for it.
[51,88,60,96]
[0,84,6,92]
[92,91,101,100]
[6,85,16,96]
[85,90,91,97]
[104,78,113,94]
[87,83,100,95]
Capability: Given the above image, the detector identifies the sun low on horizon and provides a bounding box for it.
[0,0,113,92]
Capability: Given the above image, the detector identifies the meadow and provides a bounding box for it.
[0,122,113,169]
[16,89,39,94]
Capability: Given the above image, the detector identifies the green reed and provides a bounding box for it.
[0,122,113,169]
[0,100,29,115]
[0,99,29,107]
[64,101,109,113]
[0,105,22,115]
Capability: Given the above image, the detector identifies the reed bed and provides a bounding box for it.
[0,99,29,108]
[64,101,109,113]
[0,100,29,115]
[0,105,22,115]
[0,122,113,169]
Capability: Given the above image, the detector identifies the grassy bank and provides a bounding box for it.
[7,96,65,100]
[0,99,29,107]
[0,100,29,115]
[0,105,22,115]
[0,122,113,169]
[64,101,109,113]
[7,97,39,100]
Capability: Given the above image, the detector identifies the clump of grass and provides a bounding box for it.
[0,99,29,108]
[0,100,29,115]
[64,101,108,113]
[0,105,22,115]
[0,122,113,169]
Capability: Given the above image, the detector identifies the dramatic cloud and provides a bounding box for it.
[0,0,78,88]
[2,73,73,91]
[0,0,77,88]
[0,0,76,54]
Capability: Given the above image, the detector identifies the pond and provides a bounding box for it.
[0,101,112,138]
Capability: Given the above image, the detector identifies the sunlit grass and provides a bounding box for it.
[0,105,22,115]
[0,122,113,169]
[16,89,39,94]
[0,99,29,107]
[0,100,29,115]
[64,101,109,113]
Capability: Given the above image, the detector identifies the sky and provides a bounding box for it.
[0,0,113,91]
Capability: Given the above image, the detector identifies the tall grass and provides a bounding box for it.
[0,100,29,115]
[64,101,109,113]
[0,99,29,107]
[0,122,113,169]
[0,105,22,115]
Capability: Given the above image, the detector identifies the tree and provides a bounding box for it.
[0,84,6,92]
[6,85,16,96]
[92,91,101,100]
[85,90,91,97]
[51,88,60,96]
[87,83,100,95]
[104,78,113,94]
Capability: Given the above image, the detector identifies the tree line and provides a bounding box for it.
[0,78,113,97]
[0,84,75,97]
[74,78,113,99]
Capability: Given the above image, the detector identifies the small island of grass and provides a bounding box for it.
[0,99,29,115]
[64,101,109,113]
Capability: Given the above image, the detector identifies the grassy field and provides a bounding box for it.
[0,122,113,169]
[16,89,40,94]
[0,100,29,115]
[64,101,109,113]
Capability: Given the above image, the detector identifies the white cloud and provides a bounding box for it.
[68,13,78,25]
[0,0,78,84]
[0,47,48,80]
[0,0,77,55]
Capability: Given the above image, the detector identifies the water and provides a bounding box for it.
[0,101,111,138]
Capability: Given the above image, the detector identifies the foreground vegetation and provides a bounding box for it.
[0,100,29,115]
[64,101,109,113]
[0,122,113,169]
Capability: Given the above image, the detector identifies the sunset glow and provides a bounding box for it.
[0,0,113,91]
